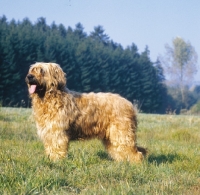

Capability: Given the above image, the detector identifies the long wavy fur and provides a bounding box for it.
[26,62,147,162]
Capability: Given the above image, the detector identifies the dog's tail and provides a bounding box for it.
[137,146,148,157]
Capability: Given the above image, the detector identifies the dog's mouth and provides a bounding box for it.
[28,84,45,97]
[26,74,45,95]
[29,85,37,94]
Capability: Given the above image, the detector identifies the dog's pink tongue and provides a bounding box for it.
[29,85,37,94]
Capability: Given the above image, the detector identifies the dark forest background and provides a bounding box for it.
[0,16,199,113]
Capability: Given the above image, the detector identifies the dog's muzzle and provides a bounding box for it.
[26,74,38,94]
[26,74,35,84]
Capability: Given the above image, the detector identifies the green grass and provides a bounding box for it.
[0,107,200,194]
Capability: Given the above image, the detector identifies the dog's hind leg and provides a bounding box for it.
[103,124,144,163]
[103,139,144,163]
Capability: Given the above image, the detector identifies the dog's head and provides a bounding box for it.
[25,63,66,97]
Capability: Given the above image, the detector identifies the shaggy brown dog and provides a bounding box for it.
[25,62,146,162]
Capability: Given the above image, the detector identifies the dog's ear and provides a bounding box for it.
[55,66,67,90]
[46,63,67,91]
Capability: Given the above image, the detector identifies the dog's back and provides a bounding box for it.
[67,91,137,140]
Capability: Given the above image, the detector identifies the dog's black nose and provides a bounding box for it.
[27,74,34,80]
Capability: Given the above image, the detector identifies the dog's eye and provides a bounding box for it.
[40,68,45,75]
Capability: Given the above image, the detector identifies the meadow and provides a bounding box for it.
[0,107,200,194]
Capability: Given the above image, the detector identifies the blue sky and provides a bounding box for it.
[1,0,200,81]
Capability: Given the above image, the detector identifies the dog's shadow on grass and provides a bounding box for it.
[96,151,182,165]
[97,151,112,161]
[147,153,183,165]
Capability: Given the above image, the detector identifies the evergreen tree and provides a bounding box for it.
[90,25,109,45]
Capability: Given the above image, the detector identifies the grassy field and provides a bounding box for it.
[0,107,200,195]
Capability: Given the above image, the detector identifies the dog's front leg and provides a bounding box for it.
[43,130,69,161]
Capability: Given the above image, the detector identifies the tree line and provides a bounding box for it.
[0,15,168,113]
